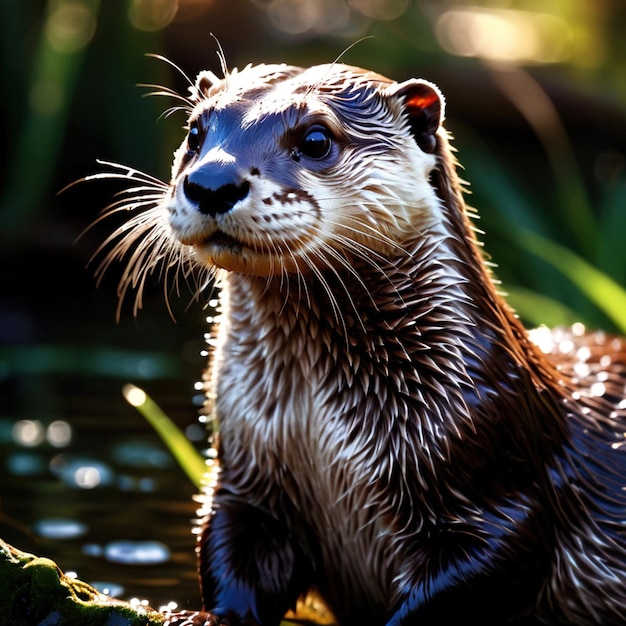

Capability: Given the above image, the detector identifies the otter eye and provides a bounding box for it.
[298,126,332,160]
[187,121,201,154]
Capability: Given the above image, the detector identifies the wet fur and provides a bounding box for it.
[94,60,626,625]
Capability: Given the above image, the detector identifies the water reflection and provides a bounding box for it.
[11,418,73,448]
[111,440,173,469]
[47,420,73,447]
[2,389,202,609]
[49,455,114,489]
[105,540,171,565]
[33,518,88,539]
[12,419,46,446]
[6,451,47,475]
[82,543,105,557]
[90,581,125,598]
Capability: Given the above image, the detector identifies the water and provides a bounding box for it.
[1,373,204,611]
[0,240,209,612]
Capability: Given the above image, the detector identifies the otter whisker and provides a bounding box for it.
[145,53,195,90]
[343,215,411,257]
[85,197,163,240]
[79,156,219,317]
[262,235,288,301]
[141,89,194,119]
[302,239,366,335]
[302,228,382,319]
[210,34,230,81]
[302,254,348,341]
[97,200,166,221]
[270,233,295,314]
[171,248,215,317]
[93,160,169,187]
[90,205,163,260]
[98,191,166,214]
[161,104,195,121]
[302,36,376,102]
[110,185,167,198]
[59,164,167,201]
[326,232,406,310]
[279,233,314,319]
[93,200,199,318]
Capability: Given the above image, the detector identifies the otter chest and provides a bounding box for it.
[212,288,414,612]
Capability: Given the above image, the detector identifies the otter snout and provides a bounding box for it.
[183,164,250,217]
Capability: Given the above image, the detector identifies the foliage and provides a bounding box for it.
[460,124,626,333]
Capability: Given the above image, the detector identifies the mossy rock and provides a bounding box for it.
[0,538,165,625]
[0,538,335,625]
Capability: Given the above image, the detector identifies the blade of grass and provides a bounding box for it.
[502,285,581,329]
[520,231,626,334]
[123,384,206,489]
[1,0,101,239]
[596,178,626,286]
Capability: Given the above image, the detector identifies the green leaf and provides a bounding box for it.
[502,286,581,329]
[519,231,626,334]
[596,178,626,285]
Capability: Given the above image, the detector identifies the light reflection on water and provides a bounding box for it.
[111,440,173,468]
[6,451,48,475]
[49,455,114,489]
[90,581,125,598]
[48,420,73,447]
[32,518,88,539]
[12,419,47,446]
[105,540,171,564]
[11,419,74,448]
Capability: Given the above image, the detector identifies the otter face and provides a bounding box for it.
[166,63,445,277]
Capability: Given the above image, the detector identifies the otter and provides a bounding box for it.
[97,61,626,625]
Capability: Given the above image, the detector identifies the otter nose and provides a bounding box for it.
[183,164,250,217]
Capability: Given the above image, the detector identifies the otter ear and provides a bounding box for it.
[189,70,222,101]
[387,79,445,154]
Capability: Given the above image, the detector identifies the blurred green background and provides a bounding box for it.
[0,0,625,610]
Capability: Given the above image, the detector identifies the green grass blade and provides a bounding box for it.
[1,0,101,238]
[503,286,581,329]
[123,384,206,489]
[520,231,626,334]
[596,178,626,285]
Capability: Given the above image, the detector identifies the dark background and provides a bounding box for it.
[1,0,625,612]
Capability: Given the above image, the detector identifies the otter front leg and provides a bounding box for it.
[198,491,312,626]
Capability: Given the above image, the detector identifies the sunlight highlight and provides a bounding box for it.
[435,7,572,64]
[128,0,178,31]
[123,384,147,407]
[45,0,97,54]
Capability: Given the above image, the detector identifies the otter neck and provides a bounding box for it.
[220,216,558,450]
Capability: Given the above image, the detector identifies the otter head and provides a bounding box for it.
[166,63,445,277]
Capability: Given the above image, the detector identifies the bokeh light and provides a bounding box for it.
[435,7,572,64]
